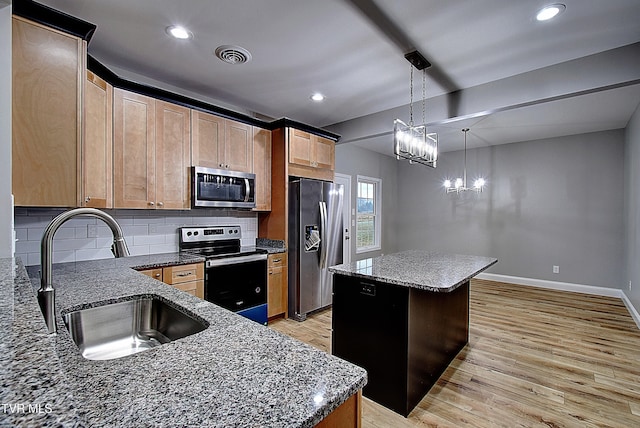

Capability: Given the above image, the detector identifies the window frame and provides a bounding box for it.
[355,175,382,254]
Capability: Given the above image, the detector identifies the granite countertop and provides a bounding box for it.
[256,238,287,254]
[329,250,497,292]
[2,254,366,427]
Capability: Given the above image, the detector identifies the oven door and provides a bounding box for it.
[205,254,268,325]
[192,166,256,209]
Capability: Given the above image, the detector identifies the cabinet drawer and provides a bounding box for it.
[173,279,204,299]
[268,253,287,268]
[163,263,204,285]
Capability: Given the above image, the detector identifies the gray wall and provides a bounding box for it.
[394,130,625,289]
[625,103,640,309]
[335,144,399,261]
[0,3,13,258]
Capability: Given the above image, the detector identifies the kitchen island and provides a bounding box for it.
[329,250,497,417]
[1,255,366,427]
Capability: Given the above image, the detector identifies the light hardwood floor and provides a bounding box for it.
[269,279,640,427]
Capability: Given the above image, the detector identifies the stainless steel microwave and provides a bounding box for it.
[191,166,256,209]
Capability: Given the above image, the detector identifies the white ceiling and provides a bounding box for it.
[37,0,640,153]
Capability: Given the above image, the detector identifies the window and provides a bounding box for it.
[356,175,381,253]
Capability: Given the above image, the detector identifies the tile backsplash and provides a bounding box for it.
[14,208,258,266]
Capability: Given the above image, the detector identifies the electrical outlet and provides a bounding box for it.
[553,265,559,274]
[87,224,98,238]
[149,223,157,234]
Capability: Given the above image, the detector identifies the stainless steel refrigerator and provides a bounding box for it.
[288,178,344,321]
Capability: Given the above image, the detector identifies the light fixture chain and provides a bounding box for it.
[422,70,426,126]
[409,64,414,126]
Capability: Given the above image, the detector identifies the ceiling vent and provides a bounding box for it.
[215,45,252,65]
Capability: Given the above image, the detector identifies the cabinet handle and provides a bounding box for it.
[177,271,193,277]
[157,202,164,207]
[273,258,282,263]
[225,164,229,169]
[219,163,223,168]
[85,196,91,202]
[154,273,161,278]
[149,201,155,206]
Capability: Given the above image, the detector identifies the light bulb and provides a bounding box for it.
[444,180,451,188]
[455,178,463,188]
[166,25,192,39]
[474,178,485,188]
[536,4,565,21]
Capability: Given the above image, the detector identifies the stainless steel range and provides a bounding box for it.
[179,226,268,325]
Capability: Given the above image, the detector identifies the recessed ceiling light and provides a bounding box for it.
[536,4,566,21]
[166,25,193,40]
[310,93,325,102]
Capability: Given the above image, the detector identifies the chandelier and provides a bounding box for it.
[394,51,437,167]
[443,128,486,193]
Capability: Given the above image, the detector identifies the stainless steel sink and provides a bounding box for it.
[63,296,208,360]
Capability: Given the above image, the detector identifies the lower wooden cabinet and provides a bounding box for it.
[140,263,204,299]
[267,253,287,319]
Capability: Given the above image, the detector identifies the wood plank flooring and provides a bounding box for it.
[269,279,640,427]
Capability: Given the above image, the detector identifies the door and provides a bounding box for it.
[334,173,351,264]
[320,182,343,307]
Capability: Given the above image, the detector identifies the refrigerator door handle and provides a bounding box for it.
[319,201,328,269]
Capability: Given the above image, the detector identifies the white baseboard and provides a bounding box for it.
[475,272,640,329]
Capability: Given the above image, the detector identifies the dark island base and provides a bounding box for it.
[332,274,470,417]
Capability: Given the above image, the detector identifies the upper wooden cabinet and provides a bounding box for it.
[252,127,272,212]
[288,128,335,181]
[12,16,85,207]
[192,110,253,173]
[82,71,113,208]
[113,88,191,209]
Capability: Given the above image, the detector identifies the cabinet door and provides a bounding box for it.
[225,119,253,172]
[288,128,313,167]
[12,17,83,207]
[191,110,224,169]
[155,101,191,209]
[82,71,113,208]
[252,127,272,211]
[113,89,156,208]
[267,253,287,318]
[313,136,335,171]
[140,268,163,281]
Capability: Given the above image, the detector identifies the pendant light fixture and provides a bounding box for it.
[443,128,486,193]
[394,51,438,168]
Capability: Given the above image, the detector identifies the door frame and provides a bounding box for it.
[334,173,352,264]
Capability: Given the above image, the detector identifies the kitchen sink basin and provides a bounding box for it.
[63,296,208,361]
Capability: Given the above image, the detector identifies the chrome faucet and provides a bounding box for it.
[38,208,130,334]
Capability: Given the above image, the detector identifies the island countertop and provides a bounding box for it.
[329,250,497,292]
[1,255,366,427]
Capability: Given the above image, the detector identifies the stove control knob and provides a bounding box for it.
[187,232,192,236]
[194,231,199,236]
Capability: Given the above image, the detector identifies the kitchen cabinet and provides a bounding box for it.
[252,127,272,211]
[267,253,287,319]
[192,110,253,173]
[82,70,113,208]
[288,128,335,181]
[12,16,85,207]
[113,89,191,209]
[140,263,204,299]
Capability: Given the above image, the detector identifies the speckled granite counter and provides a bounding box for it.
[329,250,497,292]
[256,238,287,254]
[1,255,366,427]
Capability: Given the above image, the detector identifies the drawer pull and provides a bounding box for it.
[273,258,282,263]
[154,273,161,278]
[176,271,193,277]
